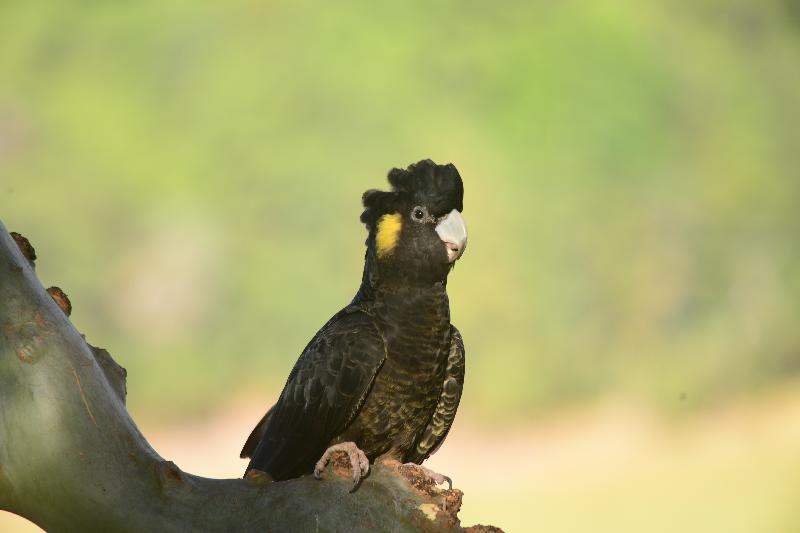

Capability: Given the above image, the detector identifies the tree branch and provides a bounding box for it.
[0,221,491,532]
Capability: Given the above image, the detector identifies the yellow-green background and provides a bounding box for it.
[2,1,799,531]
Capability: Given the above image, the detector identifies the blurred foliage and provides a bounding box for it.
[2,0,799,422]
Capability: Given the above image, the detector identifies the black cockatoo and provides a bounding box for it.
[241,159,467,490]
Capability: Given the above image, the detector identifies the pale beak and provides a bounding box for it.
[435,209,468,263]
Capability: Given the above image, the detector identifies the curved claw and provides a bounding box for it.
[313,442,370,492]
[404,463,453,490]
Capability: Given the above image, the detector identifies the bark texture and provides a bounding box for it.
[0,221,486,533]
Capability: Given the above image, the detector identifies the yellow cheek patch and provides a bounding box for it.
[375,213,402,258]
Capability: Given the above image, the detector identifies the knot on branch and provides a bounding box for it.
[10,232,35,267]
[47,287,72,316]
[89,345,127,404]
[155,460,189,492]
[244,468,274,485]
[4,311,49,364]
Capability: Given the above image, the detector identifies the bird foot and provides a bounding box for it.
[406,463,453,490]
[313,442,370,492]
[403,463,453,490]
[379,458,453,491]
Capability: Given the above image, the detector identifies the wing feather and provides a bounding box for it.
[245,307,386,479]
[404,325,465,464]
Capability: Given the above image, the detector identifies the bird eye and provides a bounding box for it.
[411,206,426,221]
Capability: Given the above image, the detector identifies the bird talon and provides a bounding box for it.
[442,475,453,491]
[403,463,452,490]
[314,442,369,491]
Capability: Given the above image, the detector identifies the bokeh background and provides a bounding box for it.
[3,1,800,531]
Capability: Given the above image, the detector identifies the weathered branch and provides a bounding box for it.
[0,221,490,532]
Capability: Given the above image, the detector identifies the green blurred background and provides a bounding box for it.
[2,1,800,531]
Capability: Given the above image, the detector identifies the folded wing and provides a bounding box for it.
[245,307,387,480]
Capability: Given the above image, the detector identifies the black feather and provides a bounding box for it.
[361,159,464,228]
[246,307,386,479]
[244,159,466,481]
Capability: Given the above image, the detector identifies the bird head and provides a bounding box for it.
[361,159,467,285]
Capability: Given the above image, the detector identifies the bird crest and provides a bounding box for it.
[360,159,464,229]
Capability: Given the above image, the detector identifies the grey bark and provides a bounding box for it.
[0,221,477,533]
